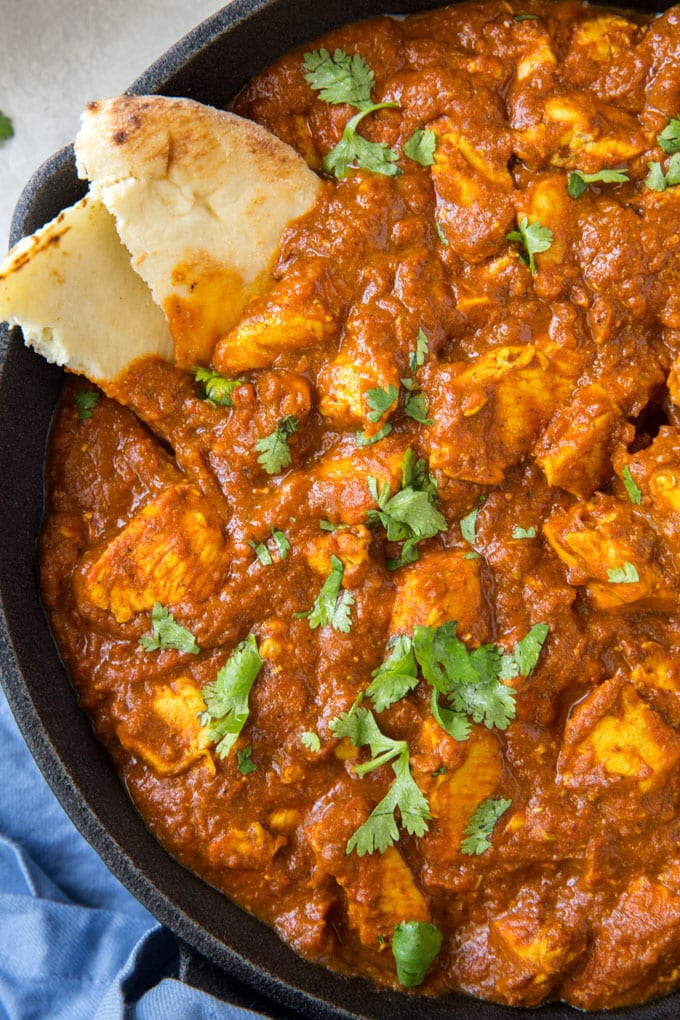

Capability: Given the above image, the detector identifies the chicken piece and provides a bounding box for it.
[317,346,401,429]
[432,126,515,263]
[206,822,286,870]
[116,676,212,776]
[76,483,229,623]
[306,794,430,947]
[562,14,640,86]
[515,91,647,170]
[489,890,586,1007]
[212,259,339,373]
[564,876,680,1010]
[303,525,372,589]
[617,427,680,550]
[419,728,505,890]
[305,434,408,525]
[388,549,490,646]
[543,493,677,612]
[624,640,680,698]
[425,344,581,485]
[535,381,631,499]
[558,677,680,795]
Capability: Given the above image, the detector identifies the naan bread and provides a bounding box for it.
[75,95,323,367]
[0,196,173,389]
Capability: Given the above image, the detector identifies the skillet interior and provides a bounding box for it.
[1,0,679,1016]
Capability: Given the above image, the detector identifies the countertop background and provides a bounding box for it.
[0,0,228,249]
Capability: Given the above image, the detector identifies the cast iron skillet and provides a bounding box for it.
[0,0,678,1016]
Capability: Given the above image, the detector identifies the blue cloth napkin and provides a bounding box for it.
[0,682,266,1019]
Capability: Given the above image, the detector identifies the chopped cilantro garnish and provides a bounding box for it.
[409,328,430,373]
[506,216,553,274]
[367,449,447,568]
[270,527,291,559]
[366,383,399,422]
[658,115,680,155]
[138,602,200,654]
[356,422,393,447]
[460,796,512,855]
[567,168,629,198]
[512,525,536,539]
[499,622,549,679]
[255,415,299,474]
[513,12,539,20]
[74,389,100,420]
[403,390,432,425]
[295,554,354,632]
[330,706,431,855]
[607,561,640,584]
[435,219,449,245]
[0,111,14,141]
[645,153,680,192]
[236,745,257,775]
[193,367,243,407]
[303,48,375,109]
[248,540,273,565]
[366,635,420,711]
[323,103,401,179]
[459,505,480,548]
[200,634,263,758]
[392,920,443,988]
[622,464,642,505]
[301,730,321,752]
[403,127,437,166]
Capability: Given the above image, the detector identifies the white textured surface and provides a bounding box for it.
[0,0,228,249]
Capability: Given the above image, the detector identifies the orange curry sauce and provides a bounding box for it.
[41,0,680,1008]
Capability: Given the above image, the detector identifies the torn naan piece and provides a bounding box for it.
[75,95,323,367]
[0,196,173,390]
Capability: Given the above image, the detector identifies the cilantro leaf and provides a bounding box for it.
[659,115,680,154]
[296,555,355,632]
[567,168,629,198]
[255,415,299,474]
[330,707,430,854]
[200,634,263,758]
[0,111,13,141]
[366,449,447,568]
[194,367,243,407]
[506,216,553,274]
[270,527,291,559]
[392,921,443,988]
[303,48,375,109]
[460,796,512,855]
[236,746,257,775]
[366,383,399,422]
[409,328,430,373]
[323,103,401,180]
[366,635,419,712]
[403,127,436,166]
[513,12,539,20]
[447,673,516,731]
[435,219,449,245]
[512,525,536,539]
[509,622,549,676]
[356,421,393,447]
[459,505,480,548]
[429,690,472,741]
[622,464,642,505]
[404,390,432,425]
[301,730,321,752]
[74,389,100,420]
[139,602,200,654]
[607,561,640,584]
[644,154,680,192]
[248,540,273,565]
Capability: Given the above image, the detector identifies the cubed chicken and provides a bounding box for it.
[543,493,678,612]
[206,822,286,870]
[616,427,680,550]
[388,548,490,646]
[213,259,339,373]
[489,890,586,1006]
[564,876,680,1009]
[76,483,229,622]
[306,793,430,947]
[425,344,581,485]
[116,675,212,776]
[558,677,680,794]
[303,524,372,589]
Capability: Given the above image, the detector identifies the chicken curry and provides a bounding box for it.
[39,0,680,1008]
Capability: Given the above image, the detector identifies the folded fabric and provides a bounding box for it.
[0,683,265,1019]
